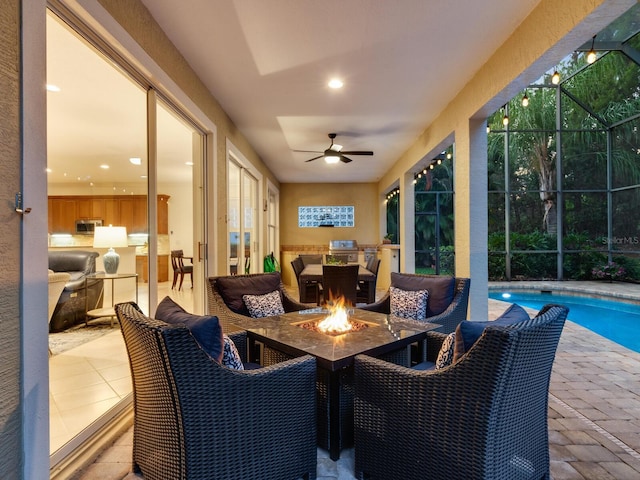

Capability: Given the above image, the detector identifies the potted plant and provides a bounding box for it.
[382,233,394,244]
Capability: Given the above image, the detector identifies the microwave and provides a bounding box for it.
[75,219,103,234]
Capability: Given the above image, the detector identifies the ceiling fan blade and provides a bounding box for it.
[340,150,374,156]
[340,155,353,163]
[305,155,324,162]
[293,149,323,153]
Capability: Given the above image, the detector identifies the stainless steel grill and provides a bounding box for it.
[329,240,359,263]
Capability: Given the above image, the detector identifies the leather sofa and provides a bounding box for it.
[48,250,103,332]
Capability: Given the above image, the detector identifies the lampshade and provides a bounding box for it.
[93,226,128,274]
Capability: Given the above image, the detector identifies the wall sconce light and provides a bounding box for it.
[551,70,560,85]
[587,35,597,64]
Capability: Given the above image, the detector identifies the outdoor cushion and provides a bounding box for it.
[243,290,285,318]
[390,286,428,320]
[435,332,456,369]
[216,272,282,316]
[222,334,244,370]
[390,273,455,317]
[155,296,224,363]
[413,332,456,371]
[453,303,530,362]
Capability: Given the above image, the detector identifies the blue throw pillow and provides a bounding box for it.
[453,303,530,362]
[155,296,224,363]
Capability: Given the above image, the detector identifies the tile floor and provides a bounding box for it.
[64,281,640,479]
[49,281,192,454]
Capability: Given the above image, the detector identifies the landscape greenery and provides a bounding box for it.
[396,20,640,282]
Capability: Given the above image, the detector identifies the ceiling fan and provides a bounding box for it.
[295,133,374,164]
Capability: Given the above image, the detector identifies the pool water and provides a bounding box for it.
[488,291,640,353]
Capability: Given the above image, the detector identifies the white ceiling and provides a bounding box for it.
[139,0,542,183]
[47,0,543,187]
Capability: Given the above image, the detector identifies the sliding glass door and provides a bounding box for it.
[46,8,207,465]
[228,156,260,274]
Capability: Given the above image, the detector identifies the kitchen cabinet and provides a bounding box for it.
[136,254,169,283]
[119,197,147,233]
[49,198,77,234]
[157,194,169,234]
[48,195,169,234]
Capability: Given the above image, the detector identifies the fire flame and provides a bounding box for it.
[317,295,353,334]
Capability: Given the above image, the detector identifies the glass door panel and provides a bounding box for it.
[228,158,259,274]
[243,170,258,273]
[46,10,146,457]
[156,99,205,313]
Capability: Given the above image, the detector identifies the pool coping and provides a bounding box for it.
[488,280,640,305]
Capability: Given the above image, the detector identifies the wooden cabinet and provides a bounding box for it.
[91,198,118,226]
[49,198,77,234]
[48,195,169,234]
[136,254,169,283]
[157,194,169,234]
[119,197,147,233]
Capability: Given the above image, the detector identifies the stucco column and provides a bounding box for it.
[455,119,488,320]
[400,172,415,272]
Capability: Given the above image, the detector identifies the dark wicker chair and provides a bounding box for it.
[356,258,380,304]
[359,272,470,334]
[206,272,309,332]
[292,257,321,305]
[353,304,569,480]
[115,301,317,480]
[322,264,359,306]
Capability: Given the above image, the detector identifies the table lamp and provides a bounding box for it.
[93,225,128,274]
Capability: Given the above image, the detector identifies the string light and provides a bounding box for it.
[551,70,560,85]
[587,35,597,64]
[521,92,529,107]
[502,105,509,126]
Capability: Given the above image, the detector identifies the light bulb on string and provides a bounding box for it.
[587,35,597,64]
[551,70,560,85]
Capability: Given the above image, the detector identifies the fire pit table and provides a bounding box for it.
[229,308,440,460]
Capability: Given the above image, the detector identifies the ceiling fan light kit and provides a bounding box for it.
[295,133,374,164]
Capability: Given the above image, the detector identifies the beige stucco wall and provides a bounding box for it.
[280,183,380,247]
[0,0,23,476]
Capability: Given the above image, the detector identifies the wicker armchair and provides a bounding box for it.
[207,272,310,332]
[354,304,568,480]
[115,302,317,480]
[359,273,470,334]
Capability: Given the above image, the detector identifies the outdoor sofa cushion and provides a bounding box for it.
[243,289,285,318]
[453,303,530,362]
[390,286,429,320]
[216,272,282,316]
[155,296,224,363]
[390,272,455,317]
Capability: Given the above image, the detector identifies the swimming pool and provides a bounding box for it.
[488,291,640,353]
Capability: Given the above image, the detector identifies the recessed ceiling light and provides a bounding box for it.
[185,161,194,166]
[129,157,142,165]
[46,84,60,92]
[100,164,109,169]
[328,78,344,89]
[140,175,147,179]
[45,168,52,173]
